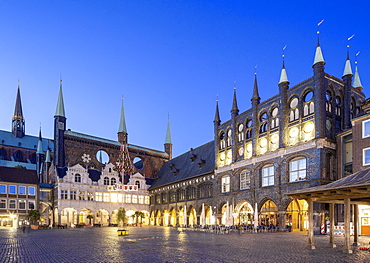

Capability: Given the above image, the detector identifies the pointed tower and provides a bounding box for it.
[12,82,25,138]
[278,59,289,148]
[164,116,173,160]
[353,61,363,91]
[54,79,66,167]
[251,73,260,156]
[213,99,221,167]
[342,48,353,130]
[36,128,45,183]
[312,38,326,138]
[118,99,128,144]
[230,84,239,162]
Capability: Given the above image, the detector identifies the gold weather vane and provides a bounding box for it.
[282,45,287,59]
[234,80,236,90]
[317,19,324,40]
[355,51,360,65]
[254,65,258,75]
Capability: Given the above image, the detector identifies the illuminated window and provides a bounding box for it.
[289,158,307,182]
[103,193,110,202]
[87,192,94,201]
[126,194,131,203]
[221,176,230,193]
[145,196,150,204]
[79,191,85,200]
[240,170,251,190]
[132,195,138,203]
[96,192,103,202]
[262,165,274,187]
[138,195,144,204]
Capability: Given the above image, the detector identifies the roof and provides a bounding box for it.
[0,166,38,184]
[288,167,370,202]
[65,130,168,157]
[56,166,102,182]
[150,141,215,189]
[0,130,54,152]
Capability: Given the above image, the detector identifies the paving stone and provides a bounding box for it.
[0,227,369,262]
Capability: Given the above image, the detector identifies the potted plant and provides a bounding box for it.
[28,210,41,230]
[117,208,128,235]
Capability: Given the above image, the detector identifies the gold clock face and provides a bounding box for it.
[304,122,314,133]
[271,134,278,144]
[220,152,225,161]
[289,127,299,138]
[259,138,267,148]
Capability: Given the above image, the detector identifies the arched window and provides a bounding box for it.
[0,149,7,160]
[238,124,244,142]
[75,174,81,183]
[219,132,226,150]
[135,180,140,189]
[259,112,268,133]
[289,158,307,182]
[270,107,279,129]
[111,178,116,185]
[227,129,232,147]
[303,91,314,116]
[246,120,252,139]
[14,151,23,162]
[104,177,109,185]
[240,170,251,190]
[262,165,274,187]
[221,175,230,193]
[289,98,299,122]
[325,91,332,112]
[335,96,342,116]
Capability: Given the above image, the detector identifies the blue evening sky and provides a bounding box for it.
[0,1,369,158]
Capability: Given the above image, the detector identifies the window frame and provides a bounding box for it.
[363,120,370,138]
[0,199,6,209]
[0,185,6,194]
[240,170,251,190]
[363,148,370,166]
[261,165,274,187]
[221,175,230,193]
[9,185,17,194]
[289,158,307,182]
[19,186,26,195]
[28,186,35,196]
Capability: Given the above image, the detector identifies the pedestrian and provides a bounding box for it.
[22,221,26,233]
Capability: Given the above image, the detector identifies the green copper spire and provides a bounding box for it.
[45,148,51,163]
[36,128,43,154]
[55,79,65,117]
[165,115,172,144]
[118,99,127,133]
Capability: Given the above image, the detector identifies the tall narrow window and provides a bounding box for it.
[262,165,274,187]
[260,112,268,133]
[104,177,109,185]
[227,129,232,147]
[219,132,226,149]
[289,158,307,182]
[75,174,81,183]
[221,176,230,193]
[135,180,141,189]
[363,120,370,138]
[303,91,314,116]
[111,178,116,185]
[238,124,244,142]
[0,199,6,209]
[326,91,332,112]
[246,120,252,139]
[271,107,279,129]
[240,170,251,190]
[289,98,299,122]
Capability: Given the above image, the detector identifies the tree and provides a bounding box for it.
[135,211,145,224]
[28,209,41,225]
[116,208,126,228]
[86,214,93,225]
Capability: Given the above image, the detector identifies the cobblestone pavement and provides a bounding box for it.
[1,226,370,262]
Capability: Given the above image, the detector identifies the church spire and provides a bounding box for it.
[353,52,363,90]
[279,46,289,85]
[118,98,128,144]
[12,81,25,138]
[37,127,43,154]
[251,73,260,103]
[55,79,66,117]
[313,20,325,66]
[164,115,172,159]
[231,82,239,114]
[214,98,221,125]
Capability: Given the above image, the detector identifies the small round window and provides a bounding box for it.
[96,150,109,164]
[304,91,313,102]
[271,107,279,117]
[133,157,143,169]
[290,98,298,109]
